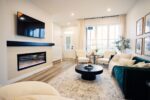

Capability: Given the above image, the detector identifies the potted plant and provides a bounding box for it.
[115,36,130,53]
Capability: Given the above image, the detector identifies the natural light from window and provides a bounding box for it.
[86,24,120,54]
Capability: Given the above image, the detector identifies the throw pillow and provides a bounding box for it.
[119,58,135,66]
[145,63,150,68]
[120,53,132,59]
[132,62,147,67]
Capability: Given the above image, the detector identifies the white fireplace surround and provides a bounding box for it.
[7,46,53,84]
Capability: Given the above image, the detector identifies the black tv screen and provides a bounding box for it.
[17,12,45,38]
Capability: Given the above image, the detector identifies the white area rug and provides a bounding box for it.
[48,65,124,100]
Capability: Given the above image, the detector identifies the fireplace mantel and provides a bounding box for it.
[7,41,55,47]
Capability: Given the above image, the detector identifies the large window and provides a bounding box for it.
[86,24,120,54]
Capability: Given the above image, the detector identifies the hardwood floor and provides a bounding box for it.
[18,59,75,83]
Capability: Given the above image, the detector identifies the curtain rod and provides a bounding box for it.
[83,15,119,20]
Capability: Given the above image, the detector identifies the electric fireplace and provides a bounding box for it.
[17,52,46,71]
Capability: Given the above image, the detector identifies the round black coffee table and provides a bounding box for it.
[75,64,103,80]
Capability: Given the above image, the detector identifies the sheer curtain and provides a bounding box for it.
[78,19,86,50]
[78,15,126,53]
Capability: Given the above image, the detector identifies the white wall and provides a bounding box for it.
[126,0,150,60]
[0,0,53,85]
[0,0,8,85]
[52,23,63,61]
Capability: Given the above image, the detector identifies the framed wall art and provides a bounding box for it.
[145,13,150,33]
[136,18,144,36]
[135,38,143,55]
[144,36,150,56]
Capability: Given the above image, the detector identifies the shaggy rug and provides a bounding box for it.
[48,65,124,100]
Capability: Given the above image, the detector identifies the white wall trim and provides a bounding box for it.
[7,64,53,84]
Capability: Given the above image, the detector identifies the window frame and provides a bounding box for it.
[86,24,120,52]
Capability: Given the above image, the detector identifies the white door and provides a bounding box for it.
[63,32,75,59]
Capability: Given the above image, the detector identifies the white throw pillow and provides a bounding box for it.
[120,53,132,59]
[132,62,150,68]
[119,58,135,66]
[132,62,147,67]
[145,63,150,68]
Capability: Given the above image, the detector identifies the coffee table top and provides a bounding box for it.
[75,64,103,75]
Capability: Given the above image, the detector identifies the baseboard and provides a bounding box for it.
[7,64,53,84]
[52,59,62,64]
[63,58,75,61]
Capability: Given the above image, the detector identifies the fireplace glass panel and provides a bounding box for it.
[17,52,46,71]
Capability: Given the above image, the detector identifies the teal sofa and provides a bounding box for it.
[112,56,150,100]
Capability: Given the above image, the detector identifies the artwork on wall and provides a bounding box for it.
[144,36,150,56]
[135,12,150,56]
[135,38,143,55]
[145,13,150,33]
[136,18,143,36]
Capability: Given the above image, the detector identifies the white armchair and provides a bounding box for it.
[75,50,89,64]
[97,50,116,65]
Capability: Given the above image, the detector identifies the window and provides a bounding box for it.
[86,24,120,54]
[64,31,72,50]
[65,36,71,50]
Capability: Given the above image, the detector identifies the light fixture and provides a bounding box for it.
[71,13,75,16]
[107,8,111,12]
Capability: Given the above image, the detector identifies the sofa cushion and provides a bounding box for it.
[119,58,135,66]
[112,54,120,62]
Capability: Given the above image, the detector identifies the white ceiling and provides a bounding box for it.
[31,0,137,26]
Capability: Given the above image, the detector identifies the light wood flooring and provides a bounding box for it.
[18,60,75,83]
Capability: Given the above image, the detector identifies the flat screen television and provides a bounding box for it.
[17,12,45,38]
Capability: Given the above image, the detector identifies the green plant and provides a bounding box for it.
[115,36,130,52]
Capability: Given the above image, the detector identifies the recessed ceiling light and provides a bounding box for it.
[71,13,75,16]
[107,8,111,12]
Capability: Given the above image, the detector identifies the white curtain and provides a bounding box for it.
[119,15,126,37]
[78,19,86,50]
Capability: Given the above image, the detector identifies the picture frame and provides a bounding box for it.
[144,36,150,56]
[145,13,150,33]
[136,18,144,36]
[135,38,143,55]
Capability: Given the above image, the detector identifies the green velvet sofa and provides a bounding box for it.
[112,56,150,100]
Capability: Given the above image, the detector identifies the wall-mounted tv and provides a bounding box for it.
[17,12,45,38]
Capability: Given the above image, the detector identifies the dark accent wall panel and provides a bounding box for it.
[7,41,55,47]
